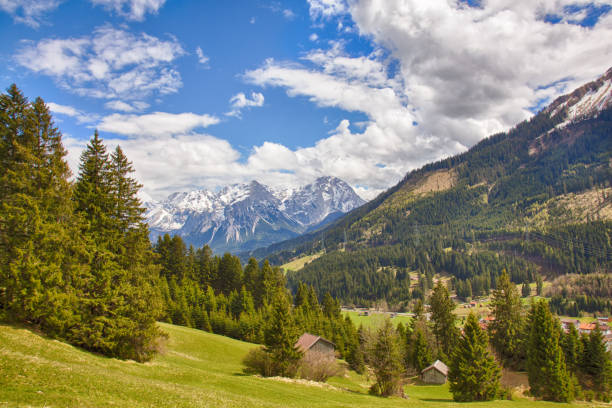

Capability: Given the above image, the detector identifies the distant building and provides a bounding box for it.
[295,333,335,356]
[421,360,449,384]
[560,319,580,333]
[579,322,597,335]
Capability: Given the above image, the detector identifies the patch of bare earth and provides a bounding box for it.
[412,169,457,196]
[557,187,612,221]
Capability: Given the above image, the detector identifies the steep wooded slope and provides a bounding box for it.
[250,68,612,305]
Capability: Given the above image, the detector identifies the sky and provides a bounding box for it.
[1,0,611,201]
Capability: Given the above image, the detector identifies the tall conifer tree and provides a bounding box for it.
[527,300,573,402]
[489,270,525,366]
[448,312,501,402]
[429,280,458,359]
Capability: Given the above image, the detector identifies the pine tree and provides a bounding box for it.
[264,291,302,377]
[368,319,405,397]
[581,324,611,392]
[448,312,501,402]
[489,270,525,367]
[411,327,433,373]
[72,134,163,362]
[73,130,113,242]
[561,323,582,373]
[429,280,458,359]
[0,86,81,336]
[527,300,573,402]
[521,282,531,297]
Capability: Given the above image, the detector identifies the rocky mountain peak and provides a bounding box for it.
[145,177,365,253]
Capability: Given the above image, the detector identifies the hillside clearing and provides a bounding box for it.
[1,322,605,407]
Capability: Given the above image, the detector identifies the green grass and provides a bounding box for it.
[0,321,602,407]
[343,310,413,329]
[281,252,323,272]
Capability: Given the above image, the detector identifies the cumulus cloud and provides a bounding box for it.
[236,0,612,196]
[104,100,149,112]
[47,102,98,124]
[0,0,61,27]
[308,0,346,19]
[195,46,210,67]
[97,111,220,137]
[90,0,165,21]
[226,92,265,117]
[16,26,185,100]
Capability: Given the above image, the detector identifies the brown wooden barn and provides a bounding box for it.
[295,333,335,356]
[420,360,448,384]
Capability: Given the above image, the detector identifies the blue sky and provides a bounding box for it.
[1,0,611,200]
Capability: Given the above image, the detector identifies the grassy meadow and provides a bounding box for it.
[0,321,605,408]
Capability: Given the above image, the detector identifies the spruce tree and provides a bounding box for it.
[368,319,405,396]
[411,327,433,373]
[72,135,162,362]
[561,323,582,373]
[581,324,611,392]
[0,86,81,336]
[448,312,501,402]
[73,130,112,242]
[489,270,525,367]
[429,280,458,359]
[527,300,573,402]
[264,291,302,377]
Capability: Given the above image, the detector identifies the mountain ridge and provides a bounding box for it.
[145,176,365,253]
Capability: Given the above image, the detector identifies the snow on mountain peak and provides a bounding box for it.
[546,67,612,127]
[145,177,365,252]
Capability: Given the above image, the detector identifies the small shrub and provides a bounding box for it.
[298,351,342,382]
[242,346,275,377]
[584,390,594,401]
[498,387,513,401]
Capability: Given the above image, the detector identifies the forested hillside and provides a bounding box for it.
[250,69,612,308]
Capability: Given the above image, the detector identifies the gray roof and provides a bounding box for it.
[421,360,449,376]
[295,333,335,353]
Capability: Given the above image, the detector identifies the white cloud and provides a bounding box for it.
[308,0,347,19]
[104,100,149,112]
[98,111,220,137]
[250,16,256,24]
[0,0,61,27]
[309,33,319,42]
[47,102,98,124]
[283,9,296,20]
[226,92,265,117]
[236,0,612,195]
[16,26,185,101]
[195,46,210,67]
[90,0,165,21]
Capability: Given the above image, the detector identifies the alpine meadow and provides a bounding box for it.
[1,1,612,407]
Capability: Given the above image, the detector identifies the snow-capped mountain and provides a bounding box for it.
[145,177,365,253]
[545,67,612,127]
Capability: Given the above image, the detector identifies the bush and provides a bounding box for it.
[242,347,275,377]
[298,351,343,382]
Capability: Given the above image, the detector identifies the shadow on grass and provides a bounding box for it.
[420,399,454,402]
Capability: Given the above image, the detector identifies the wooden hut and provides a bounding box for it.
[295,333,335,356]
[420,360,448,384]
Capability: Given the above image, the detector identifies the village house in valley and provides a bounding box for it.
[295,333,335,356]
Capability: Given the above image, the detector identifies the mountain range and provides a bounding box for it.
[144,176,365,253]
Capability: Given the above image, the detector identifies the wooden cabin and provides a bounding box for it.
[295,333,335,356]
[421,360,449,384]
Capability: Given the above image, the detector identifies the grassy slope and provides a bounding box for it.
[281,252,323,272]
[0,322,600,408]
